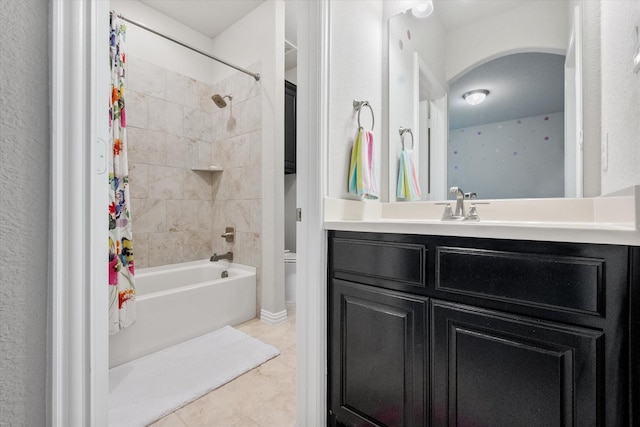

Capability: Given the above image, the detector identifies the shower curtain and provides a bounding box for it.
[109,11,136,334]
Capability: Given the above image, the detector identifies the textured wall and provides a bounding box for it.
[210,67,264,290]
[127,56,217,268]
[601,0,640,194]
[126,56,263,282]
[0,0,49,425]
[448,112,565,199]
[329,0,383,200]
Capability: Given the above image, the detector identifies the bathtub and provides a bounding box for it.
[109,259,256,368]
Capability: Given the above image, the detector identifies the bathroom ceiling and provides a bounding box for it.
[139,0,297,45]
[433,0,525,31]
[139,0,298,70]
[448,52,566,130]
[140,0,266,39]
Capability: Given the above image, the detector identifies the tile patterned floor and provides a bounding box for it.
[149,306,297,427]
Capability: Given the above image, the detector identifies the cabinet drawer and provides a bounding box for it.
[330,237,426,293]
[436,246,604,316]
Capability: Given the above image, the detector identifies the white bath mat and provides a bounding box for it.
[108,325,280,427]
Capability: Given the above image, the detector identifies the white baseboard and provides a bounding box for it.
[260,309,288,324]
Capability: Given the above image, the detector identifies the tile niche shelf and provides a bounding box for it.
[190,166,223,172]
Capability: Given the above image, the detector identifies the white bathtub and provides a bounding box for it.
[109,259,256,368]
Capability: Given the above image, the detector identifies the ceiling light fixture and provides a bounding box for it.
[412,1,434,18]
[462,89,490,106]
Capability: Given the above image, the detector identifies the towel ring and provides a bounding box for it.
[353,99,375,130]
[399,127,414,150]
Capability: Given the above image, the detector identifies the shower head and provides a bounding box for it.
[211,94,233,108]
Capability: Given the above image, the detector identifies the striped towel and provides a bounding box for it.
[397,148,421,201]
[348,127,378,200]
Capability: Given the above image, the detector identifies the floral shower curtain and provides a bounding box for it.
[109,11,136,334]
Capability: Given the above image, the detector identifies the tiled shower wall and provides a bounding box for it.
[126,56,263,290]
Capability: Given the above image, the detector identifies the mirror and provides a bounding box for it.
[388,0,583,201]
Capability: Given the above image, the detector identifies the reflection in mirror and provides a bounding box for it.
[448,52,565,199]
[388,0,583,201]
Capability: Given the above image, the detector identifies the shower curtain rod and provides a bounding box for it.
[116,13,261,81]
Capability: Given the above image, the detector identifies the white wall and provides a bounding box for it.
[408,12,447,86]
[600,0,640,194]
[328,0,384,200]
[446,1,569,81]
[0,0,49,425]
[285,67,297,83]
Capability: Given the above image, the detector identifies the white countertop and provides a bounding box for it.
[323,187,640,246]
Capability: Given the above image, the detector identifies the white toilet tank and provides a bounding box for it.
[284,252,296,303]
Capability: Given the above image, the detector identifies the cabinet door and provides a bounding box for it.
[284,80,296,174]
[329,279,427,427]
[431,300,603,427]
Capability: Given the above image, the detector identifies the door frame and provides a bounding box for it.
[295,1,330,425]
[564,5,584,198]
[414,52,448,201]
[49,0,109,426]
[49,0,329,425]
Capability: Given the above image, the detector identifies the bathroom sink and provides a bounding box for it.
[380,192,636,226]
[323,187,640,245]
[325,186,639,229]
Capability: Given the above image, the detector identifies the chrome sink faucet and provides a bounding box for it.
[451,186,466,217]
[210,252,233,262]
[437,187,486,221]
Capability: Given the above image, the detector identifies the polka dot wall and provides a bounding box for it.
[448,112,565,199]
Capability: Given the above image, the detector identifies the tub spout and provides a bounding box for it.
[210,252,233,262]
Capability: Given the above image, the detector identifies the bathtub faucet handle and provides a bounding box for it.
[221,226,235,243]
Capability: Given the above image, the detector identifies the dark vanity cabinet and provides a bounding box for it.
[330,280,427,426]
[284,80,296,174]
[328,231,640,427]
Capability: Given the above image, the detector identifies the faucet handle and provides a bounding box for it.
[467,205,479,221]
[221,226,235,243]
[466,201,489,221]
[435,202,454,220]
[442,204,454,219]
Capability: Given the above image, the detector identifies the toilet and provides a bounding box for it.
[284,251,297,303]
